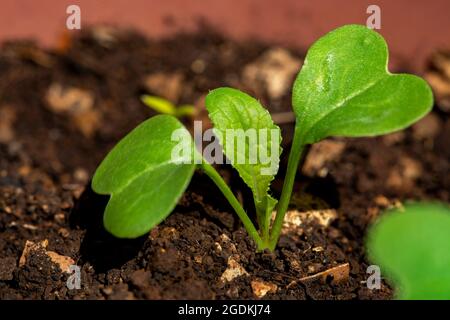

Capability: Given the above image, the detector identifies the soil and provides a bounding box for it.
[0,26,448,300]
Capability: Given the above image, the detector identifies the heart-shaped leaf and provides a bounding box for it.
[205,88,281,235]
[92,115,195,238]
[367,203,450,299]
[292,24,433,144]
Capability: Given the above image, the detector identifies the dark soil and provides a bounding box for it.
[0,26,448,300]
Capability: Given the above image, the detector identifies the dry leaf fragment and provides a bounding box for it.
[242,48,302,99]
[45,83,100,137]
[19,239,75,273]
[251,280,278,298]
[299,263,350,285]
[45,83,94,114]
[19,240,48,267]
[46,251,75,273]
[276,209,338,235]
[220,257,248,282]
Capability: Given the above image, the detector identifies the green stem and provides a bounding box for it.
[200,162,267,250]
[269,125,306,250]
[255,203,269,244]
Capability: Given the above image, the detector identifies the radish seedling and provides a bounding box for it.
[367,203,450,299]
[92,25,433,251]
[141,94,196,118]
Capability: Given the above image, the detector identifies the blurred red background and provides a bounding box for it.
[0,0,449,72]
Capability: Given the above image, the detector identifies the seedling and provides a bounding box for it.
[367,203,450,300]
[141,94,196,118]
[92,25,433,251]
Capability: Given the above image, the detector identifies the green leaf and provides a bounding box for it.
[292,24,433,144]
[141,95,177,115]
[92,115,195,238]
[175,104,197,117]
[367,203,450,300]
[205,87,281,235]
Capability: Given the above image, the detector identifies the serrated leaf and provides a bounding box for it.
[92,115,195,238]
[205,88,281,234]
[292,24,433,144]
[367,203,450,300]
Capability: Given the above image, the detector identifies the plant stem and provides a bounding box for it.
[269,125,306,250]
[255,202,270,244]
[200,162,267,250]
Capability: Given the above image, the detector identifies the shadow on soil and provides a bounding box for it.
[69,183,147,272]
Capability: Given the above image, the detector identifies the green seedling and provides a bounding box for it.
[367,203,450,300]
[141,94,196,118]
[93,25,433,251]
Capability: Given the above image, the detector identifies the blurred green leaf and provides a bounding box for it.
[367,203,450,300]
[141,95,177,115]
[175,104,197,117]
